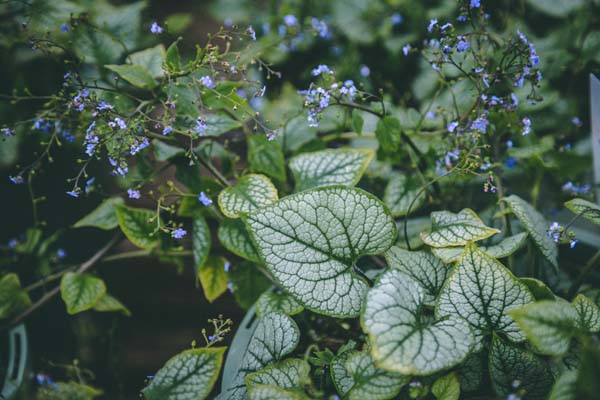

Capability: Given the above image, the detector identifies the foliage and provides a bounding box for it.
[1,0,600,399]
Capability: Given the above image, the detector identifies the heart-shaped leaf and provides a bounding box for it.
[93,293,131,316]
[247,135,286,181]
[218,174,278,218]
[245,358,310,391]
[384,174,426,217]
[73,197,124,230]
[116,205,158,249]
[384,246,449,303]
[61,272,106,315]
[331,350,357,396]
[289,149,373,192]
[421,209,500,248]
[0,273,32,319]
[431,372,460,400]
[362,269,474,375]
[199,256,229,303]
[565,198,600,226]
[245,186,396,317]
[340,351,408,400]
[432,232,528,263]
[572,294,600,333]
[105,64,157,89]
[246,384,307,400]
[488,335,553,399]
[502,195,558,268]
[142,347,225,400]
[218,218,262,263]
[437,243,533,347]
[219,313,300,400]
[255,291,304,318]
[509,300,577,355]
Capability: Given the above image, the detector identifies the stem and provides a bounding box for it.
[0,235,122,333]
[568,249,600,299]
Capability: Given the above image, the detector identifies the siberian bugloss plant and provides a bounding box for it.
[1,0,600,399]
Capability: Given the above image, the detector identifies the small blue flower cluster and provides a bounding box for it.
[562,181,591,196]
[547,222,578,248]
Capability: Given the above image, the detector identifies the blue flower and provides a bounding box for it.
[162,125,173,135]
[426,111,436,119]
[130,137,149,155]
[570,239,579,249]
[504,157,517,169]
[391,13,403,26]
[127,188,141,199]
[470,0,481,8]
[224,262,231,272]
[447,121,459,132]
[200,75,216,89]
[247,25,256,41]
[85,177,95,194]
[427,19,438,32]
[9,175,24,184]
[115,118,127,130]
[521,117,531,136]
[471,115,489,133]
[60,23,69,32]
[311,64,333,76]
[456,40,470,52]
[172,228,187,239]
[2,127,13,137]
[457,15,467,22]
[571,117,582,127]
[66,189,80,198]
[96,100,114,111]
[198,191,213,206]
[196,118,207,136]
[360,65,370,77]
[56,249,67,259]
[311,18,330,39]
[150,22,163,34]
[62,130,75,142]
[86,121,96,133]
[283,15,298,27]
[402,44,411,56]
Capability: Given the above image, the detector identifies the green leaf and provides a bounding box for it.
[331,350,358,397]
[203,113,243,136]
[352,110,364,134]
[431,232,528,263]
[246,385,307,400]
[342,351,408,400]
[127,44,166,78]
[245,358,310,390]
[165,13,193,34]
[548,370,578,400]
[384,246,449,302]
[509,300,577,355]
[245,186,396,318]
[60,272,106,315]
[0,273,32,320]
[437,243,534,347]
[526,0,584,17]
[116,205,158,250]
[165,41,181,72]
[229,263,272,310]
[219,313,300,400]
[383,174,426,217]
[218,174,278,218]
[362,270,474,375]
[218,218,262,263]
[93,293,131,316]
[73,197,124,230]
[576,342,600,400]
[488,335,553,399]
[105,64,157,89]
[193,216,211,277]
[502,195,558,268]
[255,291,304,318]
[375,117,401,153]
[520,278,556,300]
[421,209,500,248]
[572,294,600,333]
[564,198,600,226]
[199,256,229,303]
[288,149,373,192]
[457,352,484,393]
[432,372,460,400]
[142,347,226,400]
[153,139,184,161]
[37,381,102,400]
[248,135,286,181]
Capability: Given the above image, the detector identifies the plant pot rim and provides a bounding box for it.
[1,323,29,400]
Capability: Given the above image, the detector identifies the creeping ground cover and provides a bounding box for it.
[1,0,600,399]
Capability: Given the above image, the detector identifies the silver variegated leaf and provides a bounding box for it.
[244,186,396,318]
[431,372,460,400]
[342,351,408,400]
[548,370,578,400]
[255,291,304,318]
[218,174,278,218]
[142,347,225,400]
[384,246,449,303]
[564,198,600,226]
[572,294,600,333]
[246,384,307,400]
[383,174,426,217]
[502,195,558,268]
[362,269,474,375]
[289,149,373,192]
[489,335,553,400]
[218,218,262,264]
[509,300,577,356]
[437,243,534,348]
[421,209,500,248]
[219,313,300,400]
[245,358,309,391]
[431,232,528,263]
[331,350,357,397]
